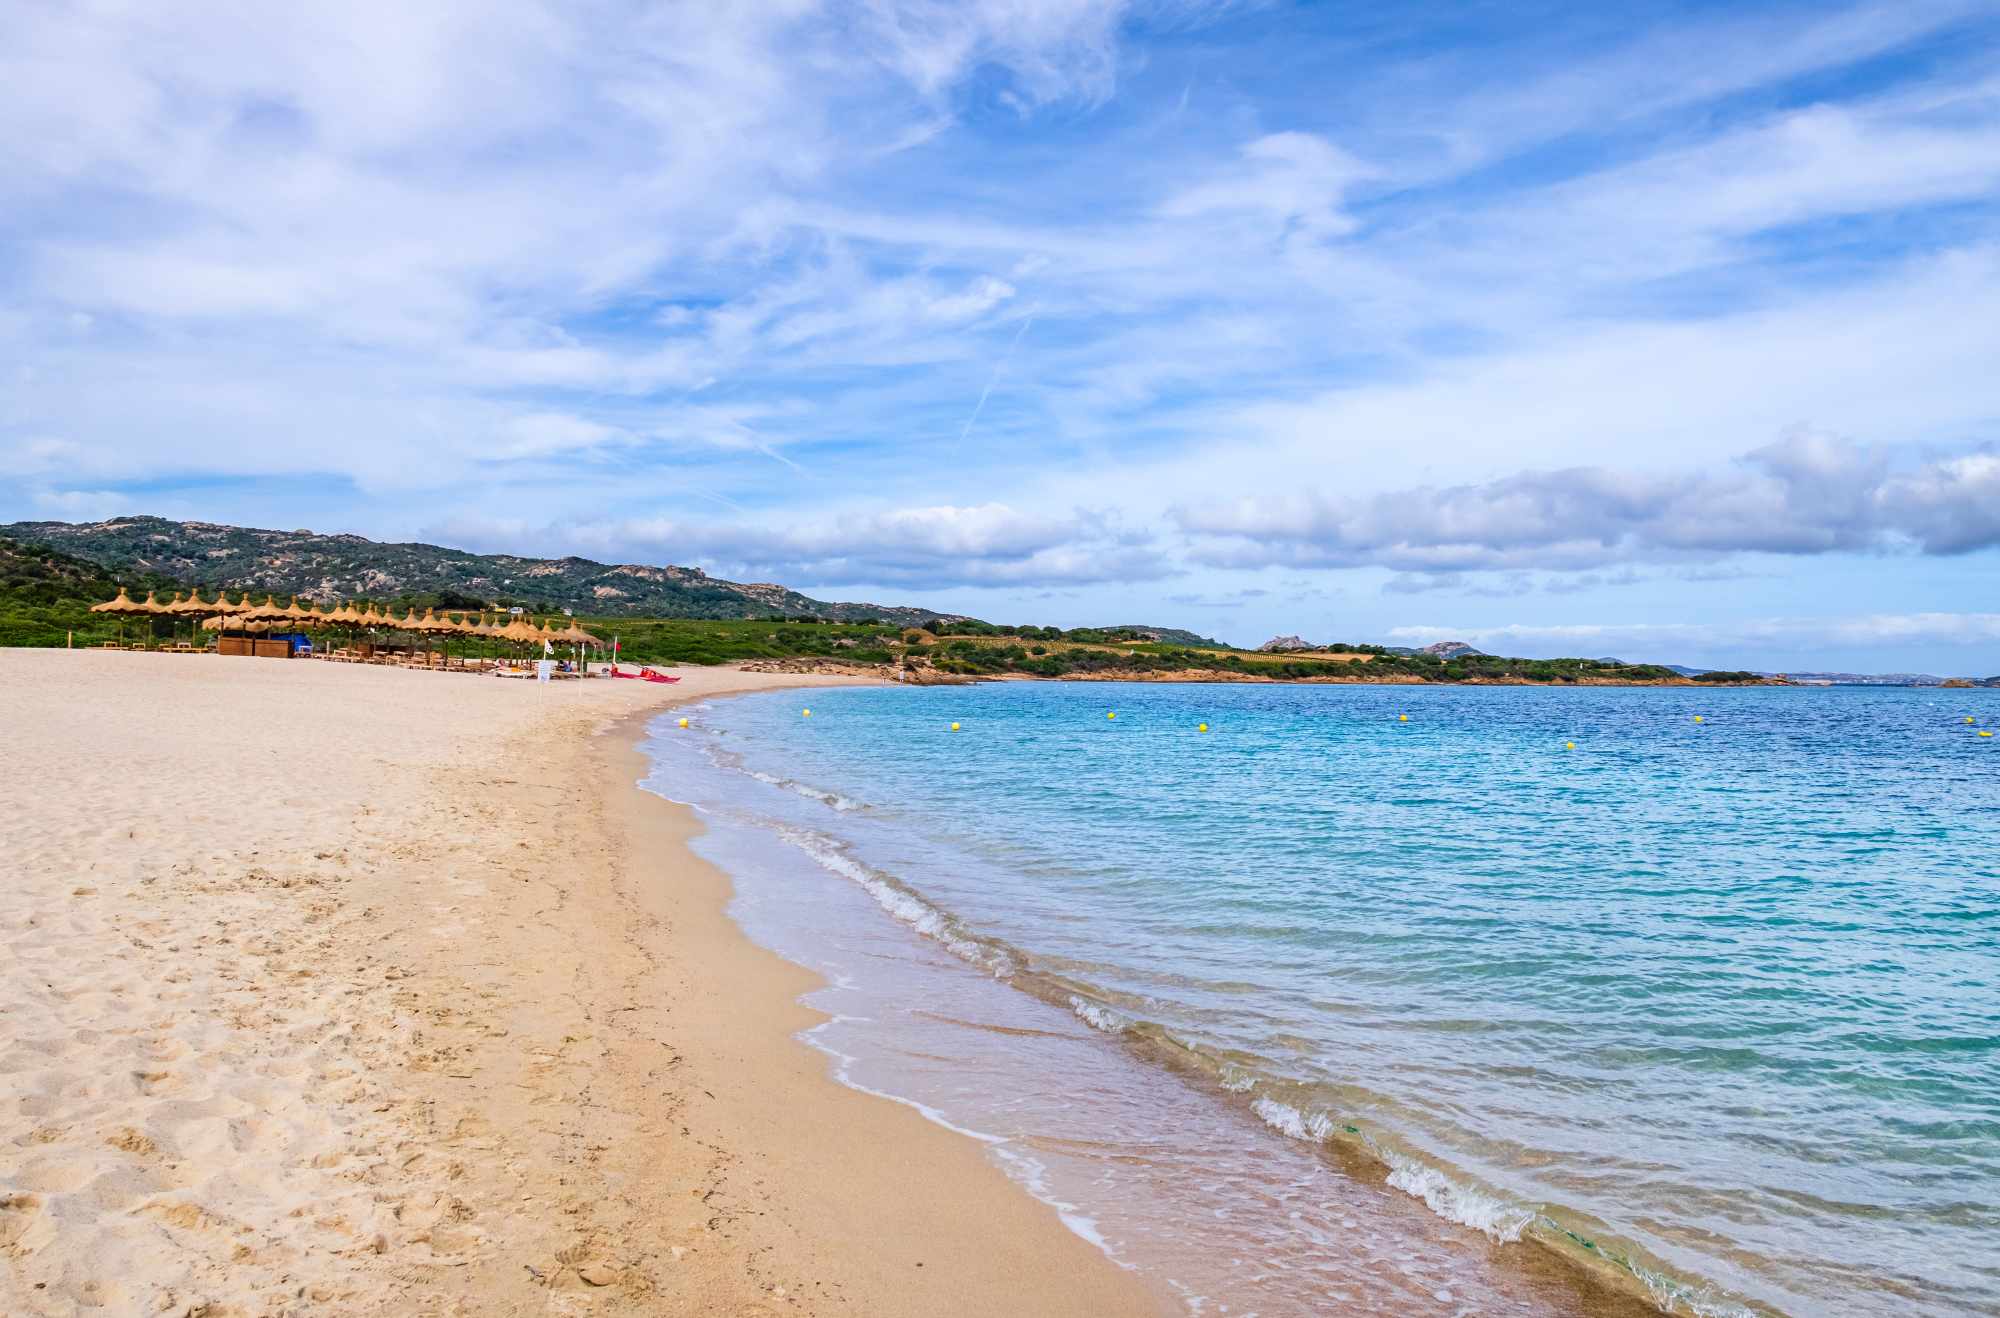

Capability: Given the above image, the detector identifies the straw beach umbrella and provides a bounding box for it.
[89,586,140,615]
[456,613,503,667]
[119,590,173,647]
[89,586,154,646]
[402,607,455,665]
[228,594,282,622]
[280,597,325,653]
[222,596,290,652]
[158,588,217,647]
[493,615,543,666]
[326,601,365,653]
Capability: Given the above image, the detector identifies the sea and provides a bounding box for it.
[636,681,2000,1318]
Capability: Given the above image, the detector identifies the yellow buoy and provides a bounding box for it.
[1198,722,1209,732]
[1968,717,1978,724]
[950,722,960,731]
[1982,730,1994,738]
[1107,711,1116,720]
[1565,741,1576,750]
[677,717,689,729]
[802,708,811,717]
[1399,714,1408,722]
[1693,715,1703,723]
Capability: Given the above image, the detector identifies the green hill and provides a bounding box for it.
[0,516,960,624]
[0,537,181,647]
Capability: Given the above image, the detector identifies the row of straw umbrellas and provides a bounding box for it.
[88,586,603,654]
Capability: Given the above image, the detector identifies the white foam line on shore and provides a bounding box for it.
[779,825,1009,973]
[744,768,869,812]
[1381,1156,1535,1243]
[1068,995,1130,1034]
[1249,1097,1536,1244]
[797,1024,1008,1146]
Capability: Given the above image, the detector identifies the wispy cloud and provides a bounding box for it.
[1,2,1996,662]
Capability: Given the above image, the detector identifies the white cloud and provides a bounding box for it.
[498,413,627,459]
[26,487,129,521]
[428,502,1172,589]
[0,436,86,478]
[856,0,1134,106]
[1,1,1996,667]
[1160,132,1378,240]
[1175,433,2000,571]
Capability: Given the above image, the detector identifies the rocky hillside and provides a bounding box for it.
[1100,624,1225,647]
[0,516,961,624]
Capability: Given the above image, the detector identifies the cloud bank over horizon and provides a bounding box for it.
[3,1,1998,670]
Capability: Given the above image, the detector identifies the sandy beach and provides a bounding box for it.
[0,650,1160,1317]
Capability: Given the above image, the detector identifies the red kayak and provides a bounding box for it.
[609,664,681,684]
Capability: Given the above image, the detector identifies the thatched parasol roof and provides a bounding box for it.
[407,607,456,634]
[231,594,289,622]
[159,589,214,617]
[553,620,602,646]
[90,587,148,615]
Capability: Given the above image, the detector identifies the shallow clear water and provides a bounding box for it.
[638,682,2000,1317]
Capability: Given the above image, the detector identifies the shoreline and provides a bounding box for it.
[653,684,1702,1318]
[594,701,1167,1316]
[0,651,1159,1316]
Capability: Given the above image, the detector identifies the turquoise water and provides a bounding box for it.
[640,682,2000,1316]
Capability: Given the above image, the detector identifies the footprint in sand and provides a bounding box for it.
[133,1069,184,1097]
[1,1192,48,1252]
[76,1278,133,1309]
[140,1199,230,1235]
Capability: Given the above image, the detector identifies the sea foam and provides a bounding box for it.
[1067,995,1129,1034]
[780,827,1009,973]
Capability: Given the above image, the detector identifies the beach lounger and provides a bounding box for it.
[610,665,681,684]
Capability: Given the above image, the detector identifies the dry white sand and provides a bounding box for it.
[0,649,1160,1317]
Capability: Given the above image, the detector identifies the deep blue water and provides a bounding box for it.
[641,682,2000,1317]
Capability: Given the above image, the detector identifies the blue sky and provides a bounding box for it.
[4,1,1999,673]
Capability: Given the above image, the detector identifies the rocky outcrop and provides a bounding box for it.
[1258,635,1313,652]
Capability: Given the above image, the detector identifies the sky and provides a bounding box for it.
[4,1,1999,674]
